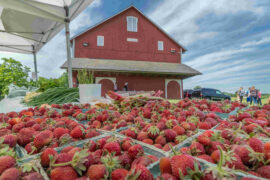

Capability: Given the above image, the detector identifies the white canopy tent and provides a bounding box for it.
[0,0,94,87]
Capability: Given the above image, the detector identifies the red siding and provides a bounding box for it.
[74,7,181,63]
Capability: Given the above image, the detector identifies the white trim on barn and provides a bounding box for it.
[95,77,116,84]
[165,79,182,99]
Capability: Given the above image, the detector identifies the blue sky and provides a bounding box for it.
[0,0,270,93]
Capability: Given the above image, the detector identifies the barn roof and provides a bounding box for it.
[61,58,201,78]
[71,5,187,52]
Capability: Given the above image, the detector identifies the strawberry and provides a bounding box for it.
[25,142,38,154]
[157,173,177,180]
[104,142,121,155]
[198,122,211,130]
[53,127,69,139]
[51,167,78,180]
[147,126,160,139]
[68,147,82,157]
[124,128,138,139]
[155,135,166,146]
[111,168,129,180]
[126,164,154,180]
[160,157,172,174]
[18,128,35,146]
[70,126,85,139]
[87,164,107,180]
[142,139,153,145]
[248,138,264,153]
[0,156,16,174]
[128,144,144,159]
[154,144,162,149]
[33,130,53,149]
[119,152,133,169]
[40,148,57,167]
[173,125,185,135]
[12,122,25,133]
[2,134,17,147]
[137,131,148,141]
[170,154,198,178]
[22,172,43,180]
[163,129,177,142]
[55,153,73,165]
[257,165,270,178]
[0,167,20,180]
[190,142,205,156]
[121,140,132,151]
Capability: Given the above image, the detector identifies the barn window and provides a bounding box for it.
[97,36,104,46]
[158,41,164,51]
[127,16,138,32]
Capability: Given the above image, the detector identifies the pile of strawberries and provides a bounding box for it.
[39,136,158,180]
[0,135,45,180]
[0,108,100,155]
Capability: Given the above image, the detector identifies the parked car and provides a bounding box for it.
[191,88,231,101]
[184,89,193,98]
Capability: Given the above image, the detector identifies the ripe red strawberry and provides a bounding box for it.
[25,142,38,154]
[104,142,121,155]
[55,153,73,165]
[121,139,132,151]
[225,153,246,171]
[210,150,220,163]
[128,144,144,159]
[53,127,69,139]
[248,138,264,153]
[124,128,138,139]
[18,128,35,146]
[160,157,172,174]
[68,147,82,157]
[126,164,154,180]
[0,155,16,174]
[0,167,20,180]
[198,122,211,130]
[190,142,205,156]
[12,122,24,133]
[51,167,78,180]
[3,134,17,147]
[170,154,198,178]
[111,168,129,180]
[41,148,57,167]
[85,129,100,139]
[87,164,106,180]
[163,129,177,142]
[60,146,73,153]
[142,139,153,145]
[70,126,84,139]
[232,145,253,166]
[21,172,43,180]
[257,165,270,178]
[119,152,133,169]
[155,135,167,146]
[157,173,177,180]
[197,155,214,163]
[33,130,53,149]
[137,131,148,141]
[173,125,185,135]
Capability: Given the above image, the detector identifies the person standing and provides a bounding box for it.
[238,87,245,103]
[124,82,128,91]
[257,89,262,106]
[114,82,118,92]
[250,86,257,105]
[246,87,251,103]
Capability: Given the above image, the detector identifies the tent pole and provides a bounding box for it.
[32,46,38,82]
[64,5,73,88]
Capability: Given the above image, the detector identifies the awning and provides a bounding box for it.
[61,58,202,78]
[0,0,95,87]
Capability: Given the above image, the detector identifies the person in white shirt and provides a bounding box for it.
[114,82,118,92]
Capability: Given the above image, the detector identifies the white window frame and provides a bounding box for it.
[97,35,104,46]
[158,41,164,51]
[127,16,138,32]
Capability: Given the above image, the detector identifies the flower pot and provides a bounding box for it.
[79,84,101,103]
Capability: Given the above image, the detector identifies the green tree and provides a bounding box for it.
[194,86,202,90]
[37,72,68,92]
[0,58,30,97]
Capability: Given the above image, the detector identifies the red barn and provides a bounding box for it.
[61,6,200,99]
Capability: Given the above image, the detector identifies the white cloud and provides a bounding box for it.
[149,0,263,45]
[241,37,270,47]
